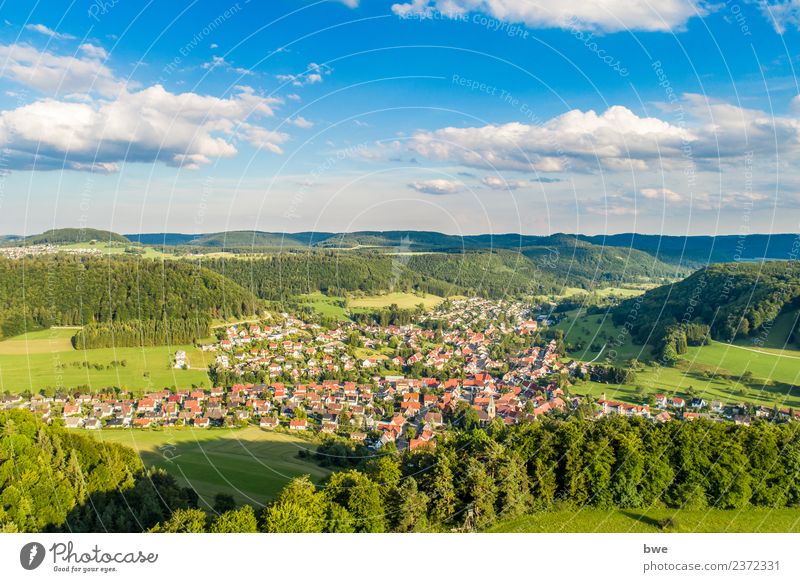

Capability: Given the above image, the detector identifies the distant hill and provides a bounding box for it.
[613,261,800,350]
[578,233,800,264]
[22,228,129,245]
[123,230,800,265]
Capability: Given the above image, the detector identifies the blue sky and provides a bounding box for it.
[0,0,799,235]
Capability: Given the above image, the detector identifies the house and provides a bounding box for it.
[260,416,279,429]
[194,417,210,428]
[690,398,706,409]
[671,397,685,409]
[289,418,308,430]
[64,417,85,429]
[84,418,101,430]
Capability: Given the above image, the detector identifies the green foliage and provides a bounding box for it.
[614,261,800,349]
[0,409,196,533]
[72,318,211,349]
[0,255,260,339]
[149,508,208,533]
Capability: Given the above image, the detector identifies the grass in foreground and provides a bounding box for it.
[489,507,800,533]
[88,426,330,507]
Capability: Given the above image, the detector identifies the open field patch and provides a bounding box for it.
[88,427,330,507]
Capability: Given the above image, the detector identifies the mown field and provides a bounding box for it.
[489,507,800,533]
[0,329,211,393]
[89,427,329,507]
[559,308,800,409]
[348,291,444,310]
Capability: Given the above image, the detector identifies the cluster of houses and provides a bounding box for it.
[205,299,546,382]
[0,244,103,259]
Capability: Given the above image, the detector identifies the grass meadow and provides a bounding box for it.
[88,427,330,507]
[0,328,211,393]
[489,507,800,533]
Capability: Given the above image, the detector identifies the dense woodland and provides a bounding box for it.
[6,408,800,533]
[0,256,259,338]
[0,410,199,532]
[613,262,800,353]
[72,318,211,349]
[152,415,800,532]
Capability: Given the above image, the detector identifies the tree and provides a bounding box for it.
[208,506,258,533]
[261,476,327,533]
[392,477,429,532]
[325,470,385,533]
[150,508,208,533]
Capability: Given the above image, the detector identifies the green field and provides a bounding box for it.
[348,291,444,310]
[0,327,78,354]
[489,507,800,533]
[0,331,211,393]
[555,309,655,362]
[560,309,800,408]
[62,241,177,259]
[89,427,329,507]
[297,292,350,321]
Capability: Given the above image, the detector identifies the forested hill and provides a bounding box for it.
[19,228,130,245]
[0,255,260,338]
[0,409,199,532]
[613,261,800,349]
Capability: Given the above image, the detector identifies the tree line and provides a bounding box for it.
[151,415,800,533]
[0,255,259,339]
[72,317,211,349]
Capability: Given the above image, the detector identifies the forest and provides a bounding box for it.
[0,255,260,338]
[72,318,211,349]
[7,409,800,533]
[613,261,800,352]
[147,415,800,532]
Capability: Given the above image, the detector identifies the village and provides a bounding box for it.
[1,298,795,449]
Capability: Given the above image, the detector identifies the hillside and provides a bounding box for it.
[21,228,130,245]
[613,261,800,350]
[579,233,800,264]
[0,255,261,338]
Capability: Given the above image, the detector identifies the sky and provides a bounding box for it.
[0,0,800,236]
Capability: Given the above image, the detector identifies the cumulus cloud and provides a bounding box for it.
[481,175,527,190]
[405,105,692,173]
[390,0,707,32]
[640,187,684,202]
[288,116,313,128]
[24,23,75,40]
[759,0,800,33]
[409,179,464,194]
[0,43,123,97]
[202,55,253,76]
[400,94,800,175]
[277,62,331,87]
[79,43,108,60]
[0,84,287,171]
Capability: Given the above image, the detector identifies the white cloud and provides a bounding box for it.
[79,43,108,60]
[640,187,684,202]
[276,62,332,87]
[0,43,123,97]
[409,178,464,194]
[402,95,800,175]
[289,116,314,128]
[758,0,800,33]
[0,84,288,171]
[24,23,75,40]
[406,105,692,173]
[202,55,253,76]
[390,0,707,33]
[481,175,527,190]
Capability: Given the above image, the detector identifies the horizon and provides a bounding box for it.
[3,227,800,239]
[0,2,798,234]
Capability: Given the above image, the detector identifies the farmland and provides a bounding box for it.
[0,329,210,394]
[348,291,444,310]
[88,427,330,507]
[489,507,800,533]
